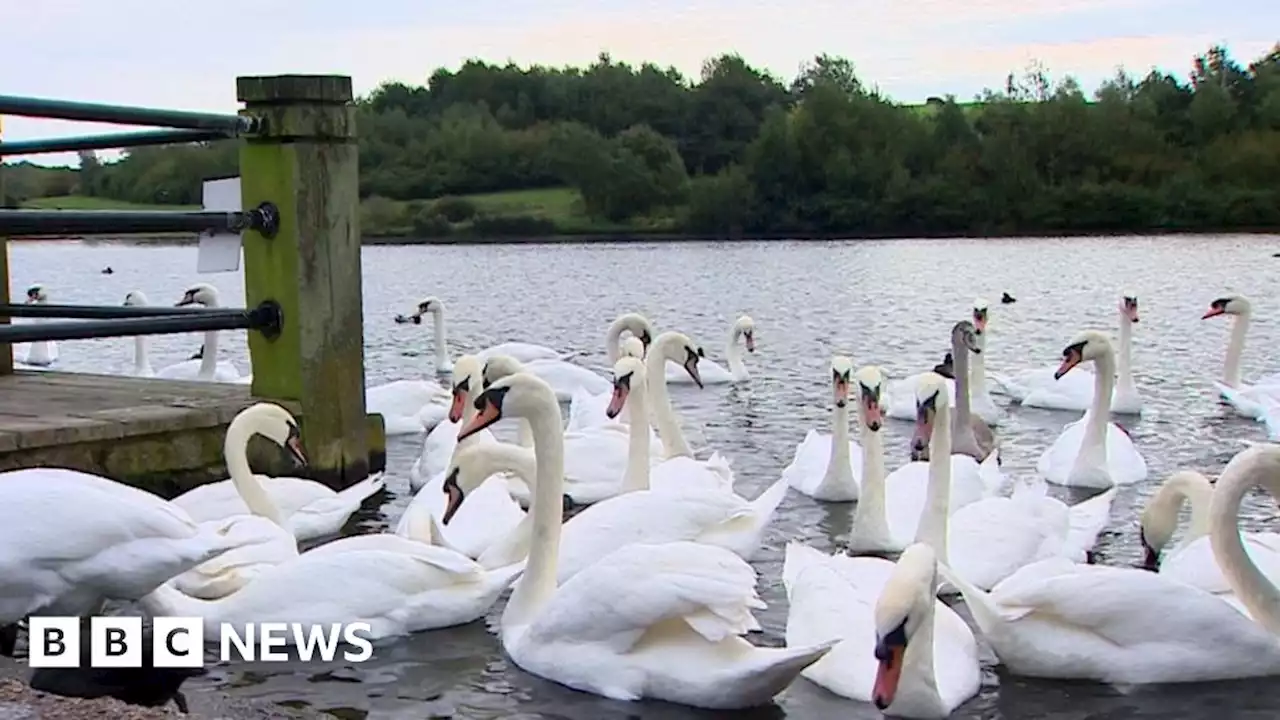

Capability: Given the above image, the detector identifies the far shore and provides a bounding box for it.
[3,227,1278,246]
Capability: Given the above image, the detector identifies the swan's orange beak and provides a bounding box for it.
[833,375,849,409]
[285,435,308,467]
[1202,306,1225,320]
[973,308,987,333]
[606,378,630,419]
[744,331,755,353]
[441,469,465,525]
[1054,348,1083,380]
[872,645,905,710]
[448,385,467,423]
[911,400,935,457]
[862,389,883,431]
[458,398,502,441]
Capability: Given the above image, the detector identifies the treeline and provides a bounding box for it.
[6,44,1280,237]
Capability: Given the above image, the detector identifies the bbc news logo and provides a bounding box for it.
[28,617,374,668]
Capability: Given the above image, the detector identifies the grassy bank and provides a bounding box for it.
[22,195,201,211]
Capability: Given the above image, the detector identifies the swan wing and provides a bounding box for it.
[1063,488,1117,558]
[525,541,762,651]
[947,497,1062,590]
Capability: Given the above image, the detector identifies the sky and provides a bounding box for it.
[2,0,1276,168]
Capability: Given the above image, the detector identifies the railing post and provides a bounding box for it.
[236,75,380,489]
[0,126,12,376]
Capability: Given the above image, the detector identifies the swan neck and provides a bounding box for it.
[916,404,952,560]
[1117,313,1136,391]
[971,333,987,387]
[951,339,973,425]
[431,308,450,370]
[899,583,942,707]
[1224,313,1249,388]
[726,325,747,378]
[133,335,151,374]
[1083,351,1116,453]
[645,347,691,458]
[823,401,854,489]
[199,329,219,378]
[516,419,535,448]
[604,319,625,365]
[138,583,212,618]
[1209,458,1280,634]
[853,427,889,538]
[222,421,283,526]
[503,402,566,628]
[623,373,652,492]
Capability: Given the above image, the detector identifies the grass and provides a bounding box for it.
[21,195,200,211]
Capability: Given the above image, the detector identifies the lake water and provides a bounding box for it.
[8,234,1280,720]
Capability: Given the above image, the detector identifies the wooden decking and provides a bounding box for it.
[0,370,256,494]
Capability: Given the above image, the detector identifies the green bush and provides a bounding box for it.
[469,214,558,236]
[411,208,453,237]
[433,196,478,222]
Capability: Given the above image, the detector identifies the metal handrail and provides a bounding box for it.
[0,304,249,320]
[0,301,283,343]
[0,203,279,239]
[0,95,259,134]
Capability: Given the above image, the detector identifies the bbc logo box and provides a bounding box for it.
[29,616,205,669]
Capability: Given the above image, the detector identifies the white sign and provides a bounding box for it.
[27,616,375,668]
[198,176,244,274]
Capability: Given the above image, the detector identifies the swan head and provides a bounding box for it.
[612,312,655,352]
[619,336,646,359]
[175,283,219,308]
[231,403,307,467]
[123,290,150,307]
[450,373,558,521]
[872,543,938,710]
[972,298,989,334]
[736,315,756,353]
[830,356,854,410]
[654,331,705,388]
[24,284,48,304]
[854,365,885,431]
[607,356,647,419]
[440,441,527,524]
[448,354,484,423]
[952,320,981,355]
[1138,469,1212,570]
[1203,294,1251,320]
[481,354,524,389]
[397,297,443,325]
[910,372,950,456]
[1120,294,1140,324]
[1054,330,1112,380]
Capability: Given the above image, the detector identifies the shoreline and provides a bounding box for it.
[5,226,1278,246]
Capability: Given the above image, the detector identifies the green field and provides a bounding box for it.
[21,195,201,211]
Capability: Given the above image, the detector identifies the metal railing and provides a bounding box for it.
[0,302,283,344]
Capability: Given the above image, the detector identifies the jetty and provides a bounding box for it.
[0,76,387,493]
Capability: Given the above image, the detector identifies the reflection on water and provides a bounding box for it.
[10,234,1280,719]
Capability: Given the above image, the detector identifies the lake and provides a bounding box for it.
[8,234,1280,719]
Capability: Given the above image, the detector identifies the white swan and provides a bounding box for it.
[1140,469,1280,597]
[140,533,524,640]
[884,370,957,422]
[151,284,244,382]
[170,435,384,542]
[783,543,979,717]
[399,296,574,371]
[1019,294,1144,414]
[168,404,307,599]
[665,315,754,384]
[445,371,834,708]
[1202,294,1280,419]
[408,354,496,491]
[566,312,654,432]
[121,290,156,377]
[1036,330,1148,488]
[13,283,58,369]
[940,444,1280,684]
[367,303,455,435]
[968,298,1002,424]
[643,330,708,459]
[0,467,243,639]
[782,356,864,502]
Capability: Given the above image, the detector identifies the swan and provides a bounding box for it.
[783,543,979,717]
[170,437,385,543]
[665,315,754,384]
[1020,294,1144,414]
[968,298,1002,424]
[445,371,834,708]
[1036,330,1148,488]
[884,365,957,422]
[399,296,573,371]
[13,283,59,368]
[1202,295,1280,419]
[0,468,246,656]
[140,532,524,640]
[366,306,455,435]
[643,330,707,459]
[167,404,310,599]
[939,444,1280,684]
[566,311,654,432]
[849,370,995,554]
[122,291,156,377]
[1139,469,1280,597]
[1262,395,1280,441]
[782,356,865,502]
[915,321,997,463]
[151,284,244,382]
[408,354,496,491]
